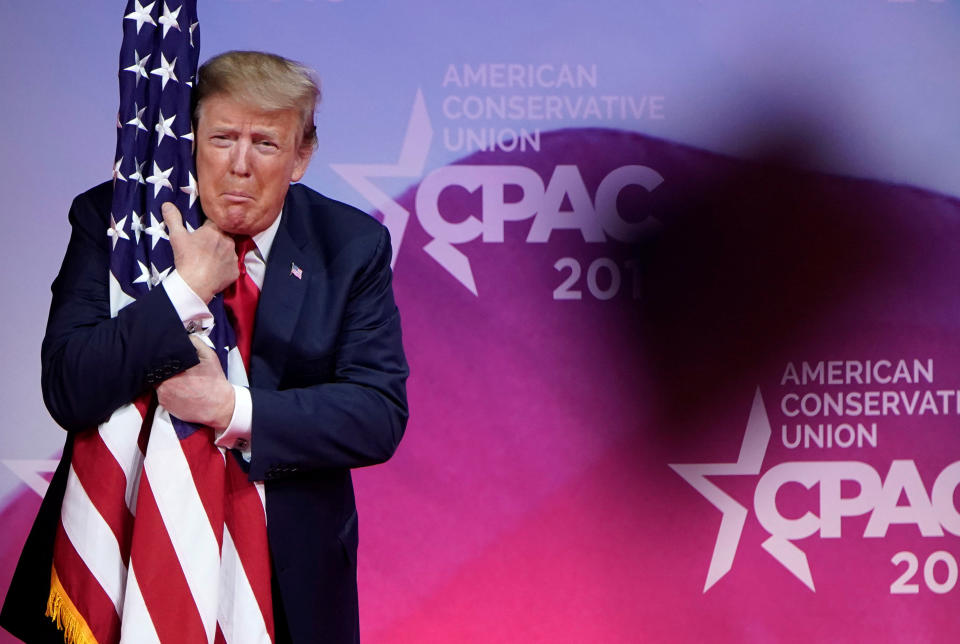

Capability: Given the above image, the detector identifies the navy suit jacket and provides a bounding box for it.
[1,181,409,643]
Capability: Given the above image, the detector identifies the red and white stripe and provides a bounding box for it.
[51,276,272,643]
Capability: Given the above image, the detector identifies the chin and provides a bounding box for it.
[207,207,253,235]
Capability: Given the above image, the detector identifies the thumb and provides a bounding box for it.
[189,335,223,370]
[161,202,187,237]
[188,333,215,355]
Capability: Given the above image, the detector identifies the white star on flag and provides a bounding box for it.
[189,20,198,47]
[144,213,169,249]
[130,211,145,243]
[133,260,151,284]
[151,53,178,89]
[126,104,147,132]
[159,2,182,38]
[123,50,151,85]
[146,161,173,197]
[108,215,130,250]
[129,159,146,184]
[124,0,157,33]
[150,263,172,286]
[155,110,177,144]
[114,157,127,183]
[180,171,198,208]
[182,127,195,153]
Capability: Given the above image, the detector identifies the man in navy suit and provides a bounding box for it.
[1,51,408,643]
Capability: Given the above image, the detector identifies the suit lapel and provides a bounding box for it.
[250,194,313,389]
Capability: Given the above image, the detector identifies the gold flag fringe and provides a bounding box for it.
[46,565,98,644]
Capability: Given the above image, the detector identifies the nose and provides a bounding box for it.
[229,139,252,177]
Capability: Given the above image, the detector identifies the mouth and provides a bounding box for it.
[222,191,254,203]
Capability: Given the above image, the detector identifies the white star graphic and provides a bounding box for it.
[109,273,136,316]
[330,89,432,272]
[182,126,195,153]
[669,388,774,592]
[113,157,126,183]
[180,171,198,208]
[129,159,146,184]
[107,215,130,250]
[158,2,181,38]
[133,260,151,285]
[150,263,172,286]
[126,104,147,132]
[123,50,151,85]
[151,53,178,89]
[130,210,145,243]
[144,213,169,249]
[146,162,173,197]
[2,459,60,497]
[154,110,177,144]
[189,20,198,47]
[124,0,156,33]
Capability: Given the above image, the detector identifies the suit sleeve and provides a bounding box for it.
[41,187,200,432]
[248,225,409,477]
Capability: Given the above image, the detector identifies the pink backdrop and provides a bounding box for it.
[3,1,960,642]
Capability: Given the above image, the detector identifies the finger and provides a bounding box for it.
[155,370,183,394]
[201,217,222,234]
[188,334,207,350]
[197,342,218,361]
[161,202,187,237]
[188,334,217,356]
[197,219,236,250]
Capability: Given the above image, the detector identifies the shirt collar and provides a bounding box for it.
[250,209,283,263]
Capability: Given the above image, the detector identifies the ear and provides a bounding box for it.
[290,144,314,183]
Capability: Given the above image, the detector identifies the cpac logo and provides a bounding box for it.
[331,91,661,295]
[671,390,960,592]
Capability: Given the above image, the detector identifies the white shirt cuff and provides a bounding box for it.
[215,385,253,459]
[162,270,214,335]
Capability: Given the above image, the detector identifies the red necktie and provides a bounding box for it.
[223,236,261,371]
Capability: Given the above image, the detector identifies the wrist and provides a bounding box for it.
[210,382,236,431]
[178,268,216,303]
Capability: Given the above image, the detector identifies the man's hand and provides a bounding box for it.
[156,335,236,430]
[162,202,239,302]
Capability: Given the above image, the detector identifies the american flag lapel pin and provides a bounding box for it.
[290,262,303,280]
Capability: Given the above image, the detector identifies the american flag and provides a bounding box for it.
[47,2,274,642]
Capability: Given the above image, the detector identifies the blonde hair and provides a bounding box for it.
[194,50,321,149]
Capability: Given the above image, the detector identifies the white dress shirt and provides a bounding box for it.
[161,212,283,459]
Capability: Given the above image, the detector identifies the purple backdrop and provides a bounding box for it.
[3,1,960,641]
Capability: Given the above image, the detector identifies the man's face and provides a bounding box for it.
[195,94,312,236]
